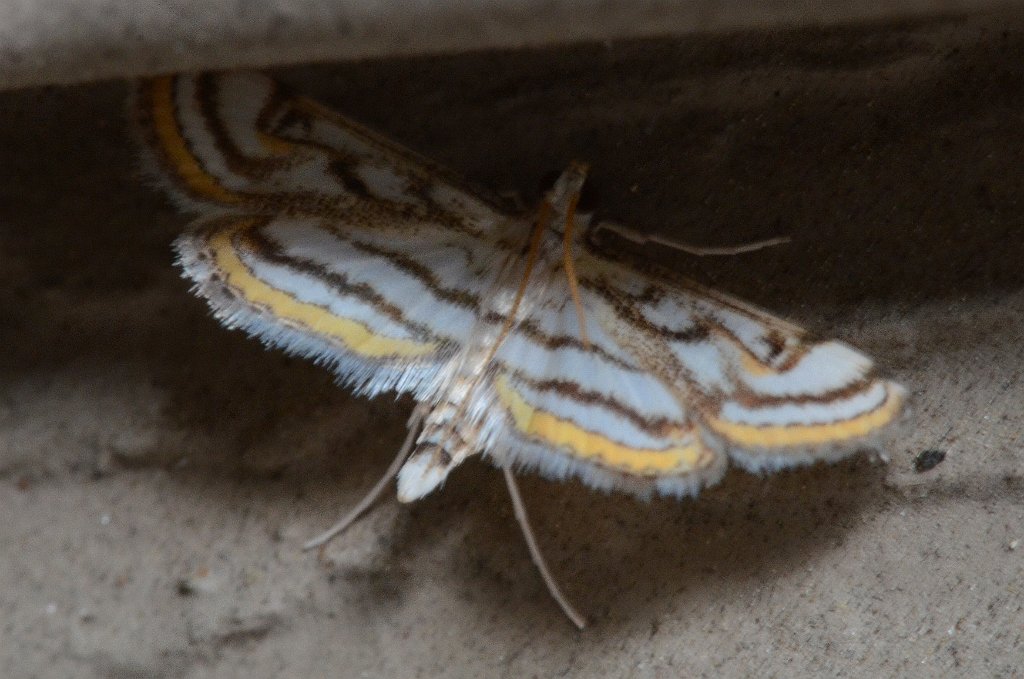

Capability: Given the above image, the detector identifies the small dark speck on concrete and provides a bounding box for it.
[914,449,947,473]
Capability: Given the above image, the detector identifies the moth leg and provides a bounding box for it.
[303,406,427,551]
[597,222,790,256]
[503,466,587,629]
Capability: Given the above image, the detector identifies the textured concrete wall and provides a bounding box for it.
[1,0,1022,90]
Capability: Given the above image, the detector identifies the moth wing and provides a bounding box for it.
[138,72,523,398]
[580,250,906,474]
[473,244,903,499]
[176,213,520,398]
[467,268,729,499]
[135,72,506,229]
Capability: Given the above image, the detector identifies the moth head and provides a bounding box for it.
[544,160,589,207]
[541,161,596,238]
[396,443,457,502]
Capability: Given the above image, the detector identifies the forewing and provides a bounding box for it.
[135,72,504,231]
[138,72,520,397]
[580,250,906,473]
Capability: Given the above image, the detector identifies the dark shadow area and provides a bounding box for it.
[277,16,1024,314]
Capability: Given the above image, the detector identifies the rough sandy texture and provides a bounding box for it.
[2,14,1023,678]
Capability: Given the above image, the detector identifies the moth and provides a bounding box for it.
[135,72,906,627]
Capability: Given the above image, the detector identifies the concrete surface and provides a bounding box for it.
[2,0,1024,91]
[2,12,1023,679]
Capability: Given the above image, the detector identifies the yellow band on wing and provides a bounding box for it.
[705,383,904,448]
[740,351,778,377]
[147,76,243,204]
[257,130,296,156]
[209,219,439,359]
[495,375,708,475]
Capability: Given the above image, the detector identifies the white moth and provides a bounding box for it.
[135,72,906,627]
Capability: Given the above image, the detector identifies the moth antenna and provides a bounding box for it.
[502,466,587,630]
[303,407,427,551]
[562,191,591,349]
[487,202,549,363]
[599,222,790,256]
